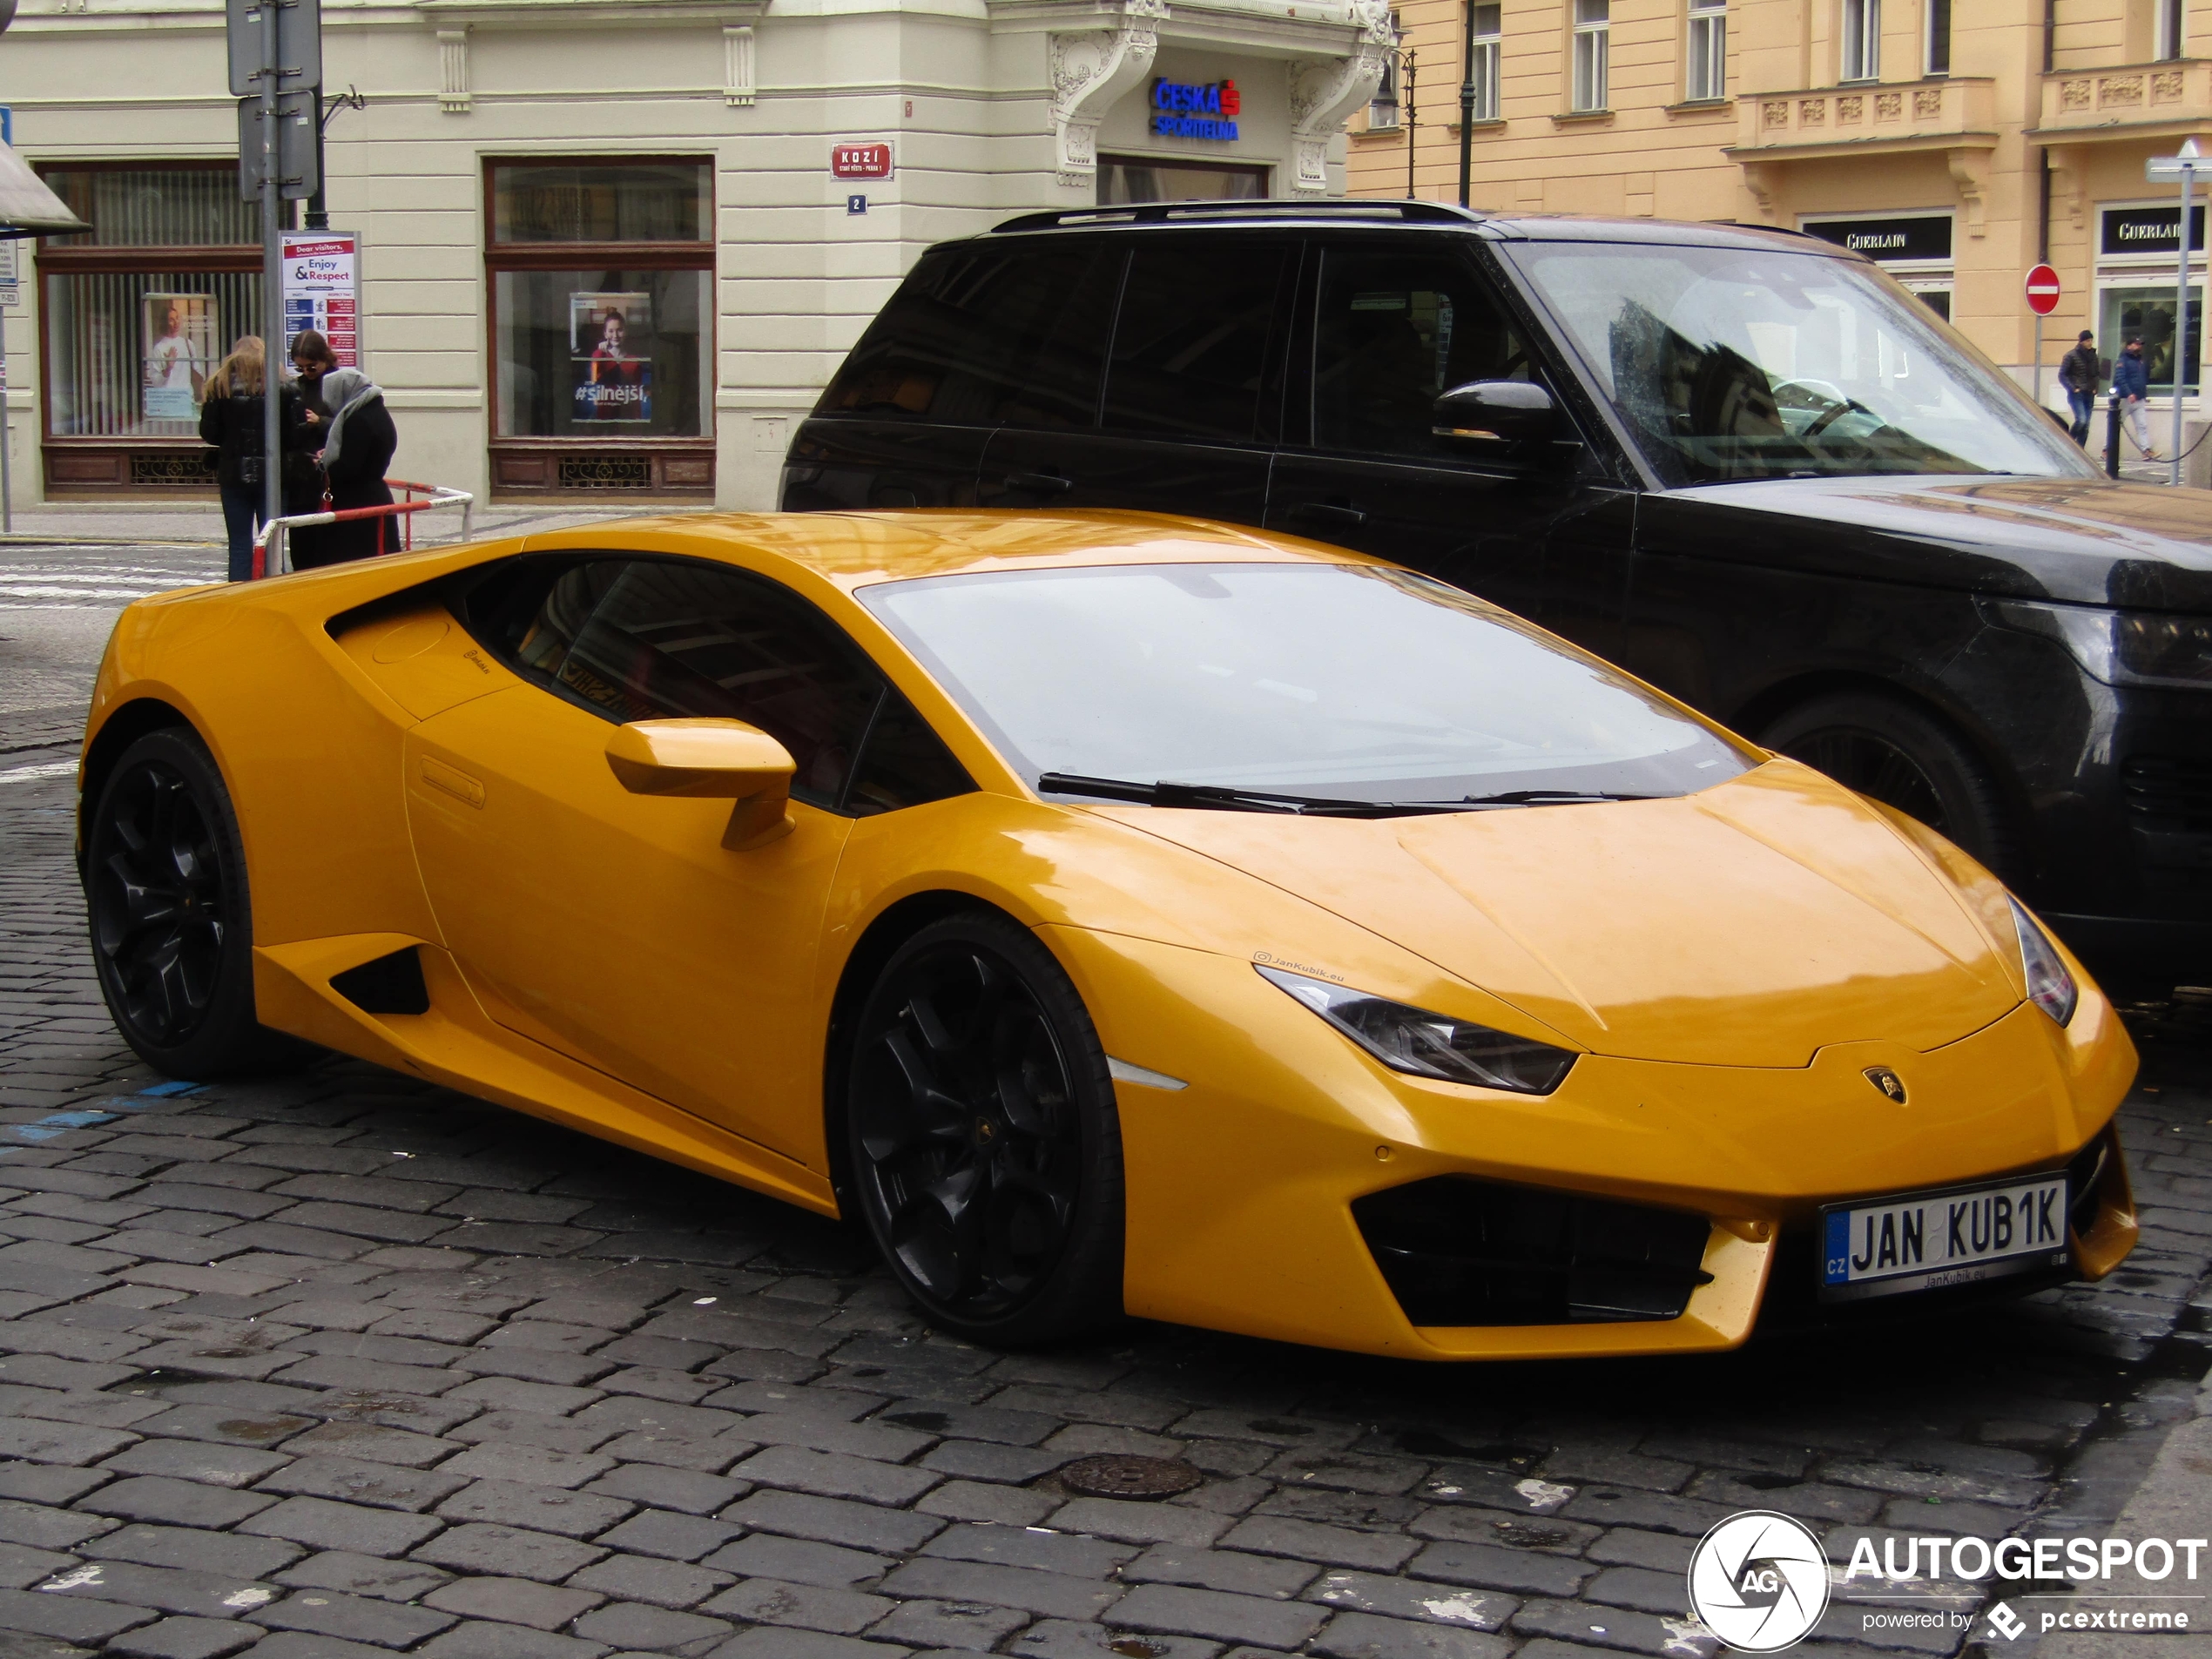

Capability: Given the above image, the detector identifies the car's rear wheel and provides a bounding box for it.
[844,912,1123,1345]
[86,727,310,1079]
[1763,691,2022,880]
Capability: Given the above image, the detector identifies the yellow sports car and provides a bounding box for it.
[78,511,2138,1359]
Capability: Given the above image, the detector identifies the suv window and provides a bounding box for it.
[814,244,1120,428]
[475,556,974,814]
[1313,248,1534,461]
[1101,240,1288,442]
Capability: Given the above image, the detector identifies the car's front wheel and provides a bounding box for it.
[1763,691,2022,880]
[843,912,1123,1345]
[86,727,309,1079]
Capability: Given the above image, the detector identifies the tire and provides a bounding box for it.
[842,911,1124,1345]
[85,727,312,1079]
[1763,691,2023,880]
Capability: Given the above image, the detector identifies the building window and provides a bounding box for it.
[485,159,714,495]
[35,164,259,490]
[1572,0,1610,111]
[2157,0,2185,60]
[1099,158,1269,204]
[1841,0,1880,81]
[1687,0,1727,101]
[2102,285,2202,395]
[1925,0,1951,74]
[1370,10,1403,129]
[1471,4,1502,121]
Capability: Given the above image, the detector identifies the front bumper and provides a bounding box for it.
[1048,925,2140,1361]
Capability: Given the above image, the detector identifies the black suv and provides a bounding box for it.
[783,200,2212,988]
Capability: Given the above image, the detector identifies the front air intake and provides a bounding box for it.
[1352,1177,1713,1326]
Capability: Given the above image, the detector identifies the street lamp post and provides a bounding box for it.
[2173,137,2199,489]
[1457,0,1474,208]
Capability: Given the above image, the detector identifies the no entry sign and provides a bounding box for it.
[2025,263,2062,314]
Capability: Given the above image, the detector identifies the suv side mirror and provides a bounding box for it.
[1432,381,1560,448]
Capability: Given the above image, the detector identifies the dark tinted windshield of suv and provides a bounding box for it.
[1502,240,2097,486]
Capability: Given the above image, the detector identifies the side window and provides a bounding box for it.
[845,690,974,816]
[1101,241,1288,442]
[1312,249,1533,461]
[814,244,1119,429]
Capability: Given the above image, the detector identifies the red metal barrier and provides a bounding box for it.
[250,479,476,579]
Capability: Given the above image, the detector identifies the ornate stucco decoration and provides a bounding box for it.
[1048,1,1167,188]
[1285,0,1391,193]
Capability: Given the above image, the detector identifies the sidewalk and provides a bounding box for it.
[0,501,713,547]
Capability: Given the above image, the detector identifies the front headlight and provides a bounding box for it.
[2009,897,2078,1027]
[1257,965,1577,1095]
[1984,597,2212,691]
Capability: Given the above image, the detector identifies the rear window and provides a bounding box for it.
[814,243,1121,428]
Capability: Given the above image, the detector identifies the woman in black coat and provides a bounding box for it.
[197,337,307,582]
[295,367,398,570]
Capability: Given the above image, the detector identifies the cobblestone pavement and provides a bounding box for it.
[2,607,2210,1659]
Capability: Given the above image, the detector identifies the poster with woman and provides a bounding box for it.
[143,293,216,421]
[570,292,653,423]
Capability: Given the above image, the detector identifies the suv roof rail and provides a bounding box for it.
[989,199,1487,233]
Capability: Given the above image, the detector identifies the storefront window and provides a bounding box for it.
[486,160,713,445]
[1098,158,1268,204]
[36,164,258,478]
[2101,287,2202,396]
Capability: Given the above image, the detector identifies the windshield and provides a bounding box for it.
[861,563,1751,806]
[1502,241,2097,487]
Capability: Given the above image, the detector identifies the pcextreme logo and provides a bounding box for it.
[1688,1511,1831,1651]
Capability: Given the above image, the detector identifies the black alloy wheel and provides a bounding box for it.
[1763,690,2023,881]
[845,912,1123,1345]
[86,728,307,1078]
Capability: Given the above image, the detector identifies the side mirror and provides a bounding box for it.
[606,718,797,850]
[1432,380,1561,447]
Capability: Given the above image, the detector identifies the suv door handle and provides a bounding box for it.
[1287,501,1368,527]
[1003,472,1074,493]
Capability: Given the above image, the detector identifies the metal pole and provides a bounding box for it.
[306,81,327,232]
[1456,0,1474,208]
[2033,313,2044,415]
[2174,156,2194,489]
[1,307,13,536]
[1404,50,1415,201]
[260,0,282,551]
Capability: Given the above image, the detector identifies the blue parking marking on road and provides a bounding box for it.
[135,1081,205,1097]
[37,1111,117,1128]
[3,1125,65,1142]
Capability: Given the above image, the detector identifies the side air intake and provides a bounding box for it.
[331,948,430,1016]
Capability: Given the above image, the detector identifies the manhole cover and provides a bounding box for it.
[1057,1453,1204,1501]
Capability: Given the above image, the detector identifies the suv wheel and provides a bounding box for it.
[1763,691,2021,880]
[843,912,1123,1346]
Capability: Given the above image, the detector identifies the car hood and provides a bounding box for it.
[1105,760,2026,1068]
[1645,475,2212,610]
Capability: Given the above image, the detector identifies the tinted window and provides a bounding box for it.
[1314,249,1534,460]
[815,245,1119,428]
[846,690,974,816]
[1101,241,1287,441]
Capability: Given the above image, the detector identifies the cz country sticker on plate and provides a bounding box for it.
[1818,1172,2069,1301]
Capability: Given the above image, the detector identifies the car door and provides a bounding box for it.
[978,233,1291,526]
[783,239,1120,511]
[403,555,961,1163]
[1264,239,1635,645]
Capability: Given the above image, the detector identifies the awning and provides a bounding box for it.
[0,139,86,239]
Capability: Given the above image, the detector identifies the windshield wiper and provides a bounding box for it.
[1037,772,1467,819]
[1038,774,1653,817]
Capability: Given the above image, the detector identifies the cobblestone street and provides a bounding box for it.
[1,541,2209,1659]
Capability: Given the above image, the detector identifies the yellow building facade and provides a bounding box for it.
[1349,0,2212,409]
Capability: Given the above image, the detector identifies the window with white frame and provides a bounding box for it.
[1370,14,1403,129]
[1572,0,1610,111]
[1687,0,1727,101]
[1472,3,1502,121]
[1841,0,1879,80]
[2157,0,2185,60]
[1925,0,1950,74]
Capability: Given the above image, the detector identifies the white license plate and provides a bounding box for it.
[1819,1173,2070,1301]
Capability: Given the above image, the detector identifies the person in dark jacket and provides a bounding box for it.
[295,367,398,570]
[282,330,341,567]
[2059,329,2101,447]
[2112,336,2155,459]
[197,336,306,582]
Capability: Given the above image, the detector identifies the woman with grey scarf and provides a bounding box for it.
[294,366,398,570]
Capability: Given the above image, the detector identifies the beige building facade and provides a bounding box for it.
[1351,0,2212,418]
[0,0,1393,509]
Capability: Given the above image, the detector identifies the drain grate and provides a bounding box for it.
[1056,1453,1204,1501]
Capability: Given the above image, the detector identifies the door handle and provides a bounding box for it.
[1288,501,1368,527]
[1002,471,1074,494]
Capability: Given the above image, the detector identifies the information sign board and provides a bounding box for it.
[281,229,358,366]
